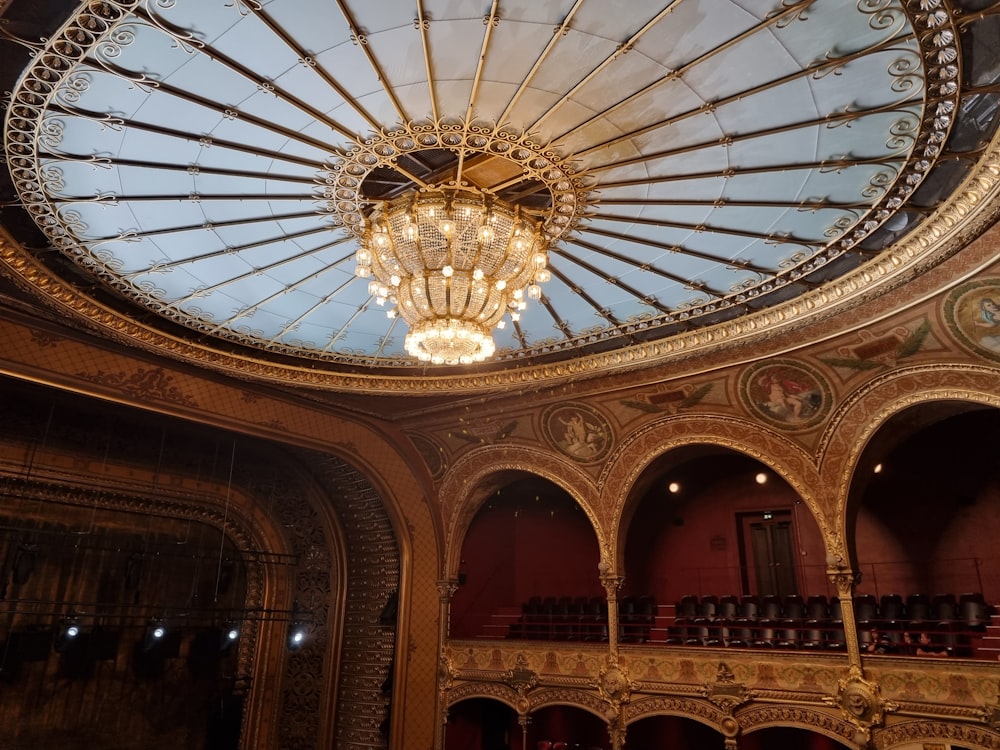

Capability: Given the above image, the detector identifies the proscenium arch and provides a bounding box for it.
[440,445,604,578]
[0,425,303,749]
[818,364,1000,573]
[602,415,828,577]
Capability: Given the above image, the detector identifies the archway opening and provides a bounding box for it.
[626,714,724,749]
[850,403,1000,658]
[622,448,827,647]
[529,704,609,750]
[449,476,601,641]
[741,726,852,749]
[445,698,520,750]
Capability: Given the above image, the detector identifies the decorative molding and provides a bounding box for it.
[706,662,753,715]
[824,666,898,740]
[874,718,1000,750]
[737,703,861,746]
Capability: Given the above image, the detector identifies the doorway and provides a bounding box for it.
[737,510,798,597]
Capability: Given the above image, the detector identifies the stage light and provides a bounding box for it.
[287,624,307,651]
[143,620,169,652]
[54,619,83,654]
[226,626,239,642]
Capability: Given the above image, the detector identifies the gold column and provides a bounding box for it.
[830,567,862,665]
[600,573,625,652]
[434,579,460,750]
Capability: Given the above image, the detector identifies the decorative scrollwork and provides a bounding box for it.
[95,25,138,59]
[54,73,92,106]
[858,0,907,30]
[886,113,920,151]
[888,50,923,93]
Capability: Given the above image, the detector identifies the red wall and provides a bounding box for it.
[853,408,1000,602]
[624,460,828,605]
[450,482,602,637]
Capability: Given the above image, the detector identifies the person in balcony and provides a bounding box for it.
[911,630,948,657]
[864,627,892,654]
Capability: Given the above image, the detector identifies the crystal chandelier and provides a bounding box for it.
[355,186,551,365]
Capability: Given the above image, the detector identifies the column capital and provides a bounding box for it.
[827,567,861,597]
[436,578,460,602]
[600,575,625,597]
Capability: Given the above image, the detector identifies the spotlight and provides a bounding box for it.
[754,472,768,485]
[143,620,169,652]
[54,619,83,654]
[217,623,240,652]
[667,481,681,494]
[287,624,307,651]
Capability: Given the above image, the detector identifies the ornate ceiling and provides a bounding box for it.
[2,0,1000,393]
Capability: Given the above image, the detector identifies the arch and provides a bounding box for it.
[736,704,860,748]
[443,694,522,750]
[624,712,728,750]
[445,682,523,712]
[604,415,828,577]
[624,695,727,730]
[619,446,829,614]
[0,380,401,750]
[818,365,1000,569]
[440,445,604,578]
[875,719,1000,750]
[526,687,612,720]
[448,473,605,640]
[0,438,297,749]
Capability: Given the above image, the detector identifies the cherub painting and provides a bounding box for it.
[542,403,612,462]
[742,360,830,430]
[944,280,1000,361]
